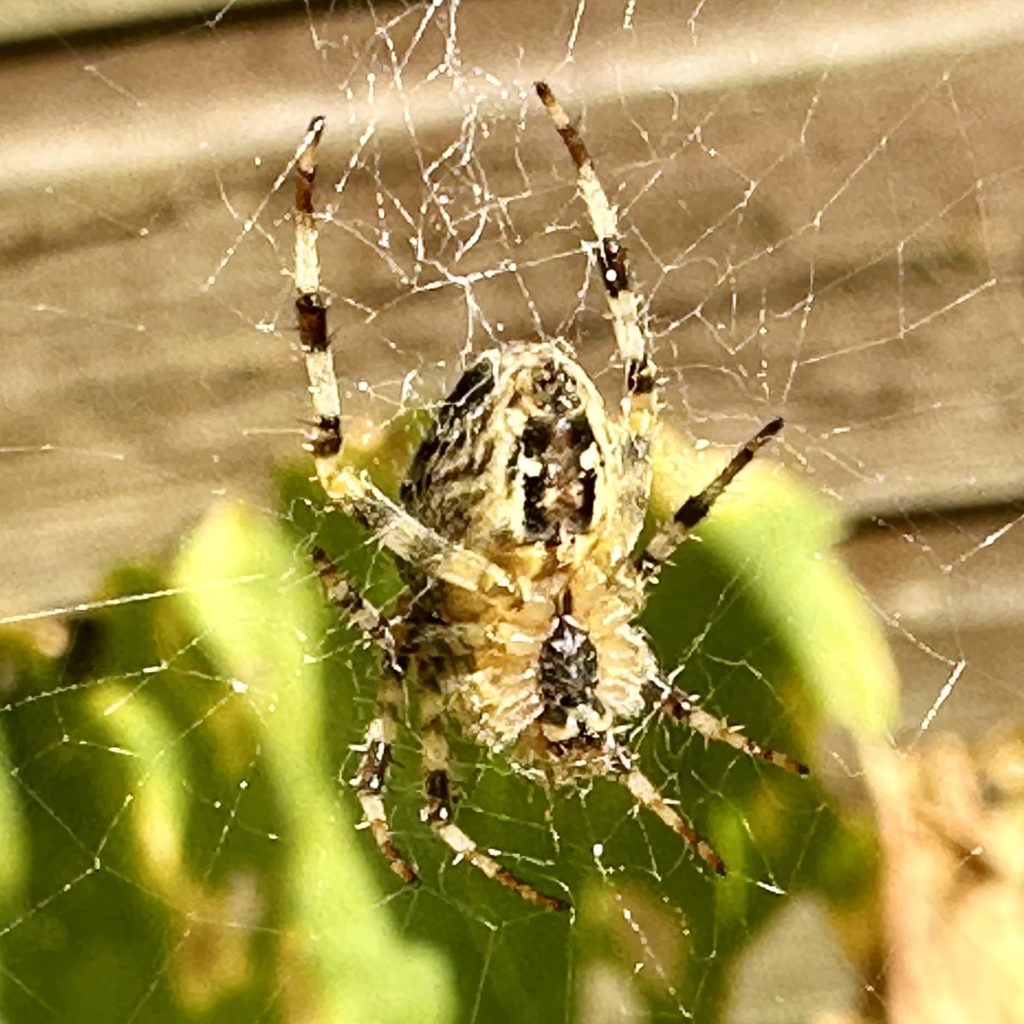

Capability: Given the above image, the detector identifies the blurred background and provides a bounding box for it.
[2,1,1024,1021]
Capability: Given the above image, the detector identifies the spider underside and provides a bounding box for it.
[292,82,807,912]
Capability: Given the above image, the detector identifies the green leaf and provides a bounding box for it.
[173,502,455,1024]
[648,425,899,742]
[0,420,893,1023]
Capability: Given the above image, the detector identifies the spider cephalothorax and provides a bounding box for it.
[293,82,806,912]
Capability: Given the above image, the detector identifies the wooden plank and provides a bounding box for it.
[3,1,1024,615]
[0,0,280,46]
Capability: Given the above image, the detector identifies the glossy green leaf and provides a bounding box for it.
[173,502,455,1024]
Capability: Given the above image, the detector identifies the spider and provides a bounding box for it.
[291,82,808,913]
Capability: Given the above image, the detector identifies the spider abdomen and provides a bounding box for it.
[402,341,644,574]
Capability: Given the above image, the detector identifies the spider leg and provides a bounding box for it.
[312,549,420,886]
[351,674,420,887]
[658,686,809,776]
[312,546,395,649]
[535,82,657,439]
[637,417,784,573]
[418,676,570,911]
[293,118,515,600]
[614,751,726,876]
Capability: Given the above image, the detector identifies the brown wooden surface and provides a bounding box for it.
[2,0,1023,718]
[0,0,278,45]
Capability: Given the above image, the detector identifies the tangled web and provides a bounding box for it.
[3,1,1024,1021]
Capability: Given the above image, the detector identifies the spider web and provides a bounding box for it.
[3,1,1024,1021]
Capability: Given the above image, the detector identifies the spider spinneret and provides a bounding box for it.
[291,82,807,913]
